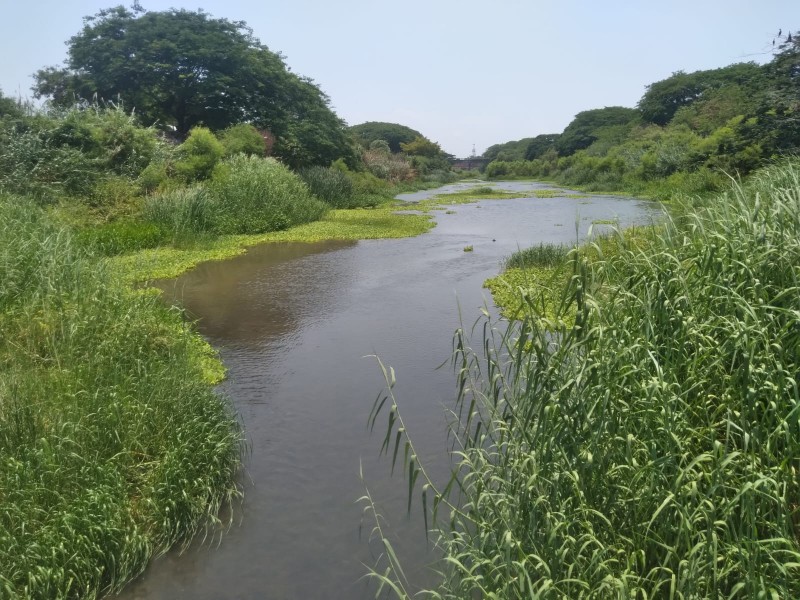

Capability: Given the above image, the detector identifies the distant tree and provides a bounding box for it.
[638,63,765,126]
[400,136,443,158]
[33,6,352,168]
[556,107,639,156]
[484,138,536,162]
[524,134,561,160]
[349,122,423,153]
[0,90,24,119]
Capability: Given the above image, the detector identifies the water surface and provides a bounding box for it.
[120,184,661,599]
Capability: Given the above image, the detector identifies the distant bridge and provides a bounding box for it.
[450,157,490,171]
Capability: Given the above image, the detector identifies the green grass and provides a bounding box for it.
[0,195,242,598]
[367,159,800,598]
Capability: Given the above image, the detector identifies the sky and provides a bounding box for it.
[0,1,796,157]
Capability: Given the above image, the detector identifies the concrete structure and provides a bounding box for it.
[450,157,490,171]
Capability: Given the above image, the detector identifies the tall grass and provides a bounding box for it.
[209,155,328,234]
[144,185,214,240]
[0,195,243,598]
[503,242,570,269]
[368,160,800,598]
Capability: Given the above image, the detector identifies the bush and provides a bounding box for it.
[209,155,328,234]
[144,186,214,240]
[219,124,267,157]
[299,165,357,208]
[174,127,224,182]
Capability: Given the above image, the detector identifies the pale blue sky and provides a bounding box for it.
[0,1,795,157]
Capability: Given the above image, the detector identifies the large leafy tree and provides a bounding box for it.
[556,107,639,156]
[638,63,765,126]
[34,5,352,167]
[349,122,423,153]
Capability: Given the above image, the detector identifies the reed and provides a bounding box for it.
[368,160,800,598]
[0,195,243,598]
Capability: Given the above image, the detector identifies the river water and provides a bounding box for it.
[119,182,661,600]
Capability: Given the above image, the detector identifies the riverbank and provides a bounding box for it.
[0,195,244,598]
[370,158,800,598]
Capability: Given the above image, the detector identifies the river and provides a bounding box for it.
[118,182,661,600]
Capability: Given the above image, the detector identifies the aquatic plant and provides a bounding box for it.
[367,160,800,598]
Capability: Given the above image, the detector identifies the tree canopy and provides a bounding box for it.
[33,5,353,167]
[349,122,423,153]
[638,63,765,126]
[556,107,639,156]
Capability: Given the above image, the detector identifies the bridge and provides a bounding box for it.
[450,156,490,171]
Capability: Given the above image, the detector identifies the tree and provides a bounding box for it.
[349,122,423,153]
[638,63,764,126]
[400,136,443,158]
[33,6,352,167]
[556,107,639,156]
[484,138,535,162]
[524,134,560,160]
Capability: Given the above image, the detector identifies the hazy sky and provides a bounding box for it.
[0,1,795,157]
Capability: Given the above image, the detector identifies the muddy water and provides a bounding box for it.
[119,183,661,600]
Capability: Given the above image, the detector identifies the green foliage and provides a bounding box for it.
[362,148,414,182]
[504,243,570,269]
[638,63,765,126]
[219,123,267,157]
[369,139,391,153]
[524,133,561,160]
[369,159,800,599]
[484,137,536,162]
[350,122,424,153]
[298,165,367,208]
[400,136,442,158]
[209,155,328,234]
[34,6,353,167]
[174,127,224,183]
[556,106,639,156]
[0,195,242,598]
[144,186,214,240]
[76,219,168,255]
[0,122,101,201]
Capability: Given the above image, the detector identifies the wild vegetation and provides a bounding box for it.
[368,158,800,598]
[484,35,799,200]
[0,196,243,598]
[0,4,473,598]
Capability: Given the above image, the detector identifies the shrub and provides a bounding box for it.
[209,155,327,234]
[504,243,570,269]
[144,186,214,239]
[299,165,357,208]
[174,127,224,182]
[219,123,267,157]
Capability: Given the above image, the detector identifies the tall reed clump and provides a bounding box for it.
[298,165,358,208]
[144,185,214,241]
[209,154,328,234]
[0,195,243,598]
[368,160,800,598]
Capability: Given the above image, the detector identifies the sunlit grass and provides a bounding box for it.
[0,196,243,598]
[367,160,800,598]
